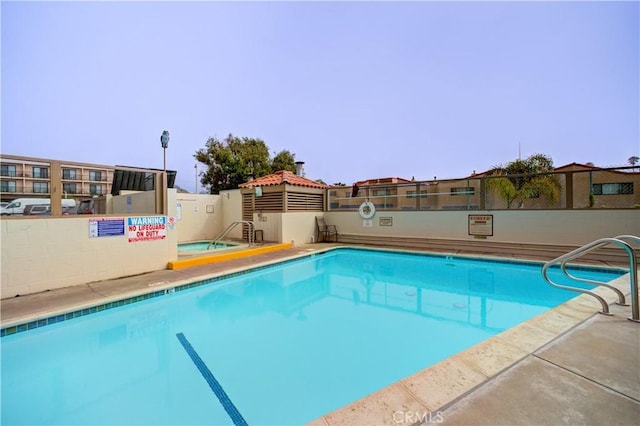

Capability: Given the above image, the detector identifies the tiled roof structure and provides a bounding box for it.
[239,170,328,189]
[352,177,413,186]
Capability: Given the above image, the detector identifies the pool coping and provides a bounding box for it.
[0,244,635,424]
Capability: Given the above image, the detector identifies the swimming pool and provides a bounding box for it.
[0,248,624,425]
[178,240,239,252]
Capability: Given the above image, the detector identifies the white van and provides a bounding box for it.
[0,198,76,216]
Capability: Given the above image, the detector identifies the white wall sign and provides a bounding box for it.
[468,214,493,236]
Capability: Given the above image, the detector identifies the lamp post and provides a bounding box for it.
[159,130,170,215]
[160,130,170,172]
[194,163,198,194]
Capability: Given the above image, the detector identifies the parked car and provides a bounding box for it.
[63,205,78,215]
[76,199,97,214]
[1,198,76,215]
[23,204,51,215]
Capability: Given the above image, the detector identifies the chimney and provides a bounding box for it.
[295,161,305,176]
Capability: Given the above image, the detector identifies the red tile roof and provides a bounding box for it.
[352,177,413,186]
[239,170,328,189]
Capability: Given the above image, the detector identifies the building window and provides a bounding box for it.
[451,187,475,195]
[1,181,16,192]
[329,190,337,197]
[1,165,17,177]
[33,167,49,179]
[62,169,77,180]
[90,184,103,195]
[63,183,77,194]
[592,182,633,195]
[407,190,428,198]
[89,171,103,181]
[372,187,397,196]
[33,182,49,193]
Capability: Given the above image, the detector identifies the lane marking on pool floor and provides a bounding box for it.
[176,332,248,426]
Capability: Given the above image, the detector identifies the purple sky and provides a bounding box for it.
[2,1,638,192]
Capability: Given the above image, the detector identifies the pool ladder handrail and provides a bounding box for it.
[208,220,255,249]
[541,235,639,322]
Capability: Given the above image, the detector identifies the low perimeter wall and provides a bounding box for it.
[1,207,638,299]
[326,209,640,263]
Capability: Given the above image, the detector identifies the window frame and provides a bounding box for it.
[33,182,49,194]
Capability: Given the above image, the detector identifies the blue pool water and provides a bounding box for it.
[1,248,624,425]
[178,241,236,252]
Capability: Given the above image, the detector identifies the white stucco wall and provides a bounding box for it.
[281,212,321,244]
[1,195,638,299]
[325,209,640,246]
[0,190,178,298]
[252,212,282,243]
[220,190,244,240]
[174,193,220,242]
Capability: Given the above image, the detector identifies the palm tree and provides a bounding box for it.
[486,153,562,208]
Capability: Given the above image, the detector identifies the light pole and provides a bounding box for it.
[194,163,198,194]
[160,130,170,172]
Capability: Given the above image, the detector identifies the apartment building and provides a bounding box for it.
[0,154,179,205]
[0,154,115,203]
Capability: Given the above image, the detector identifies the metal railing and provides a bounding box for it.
[541,235,639,322]
[327,167,640,211]
[208,220,255,249]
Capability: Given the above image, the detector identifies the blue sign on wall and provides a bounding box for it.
[89,218,125,238]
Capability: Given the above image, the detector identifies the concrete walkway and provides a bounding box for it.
[2,244,638,425]
[435,302,639,426]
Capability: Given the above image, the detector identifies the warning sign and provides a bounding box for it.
[127,216,167,243]
[468,215,493,236]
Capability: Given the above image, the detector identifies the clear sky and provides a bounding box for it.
[2,1,638,192]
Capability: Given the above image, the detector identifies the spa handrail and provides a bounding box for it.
[541,235,639,322]
[208,221,255,249]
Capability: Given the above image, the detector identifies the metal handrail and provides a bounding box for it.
[541,235,639,322]
[208,220,255,249]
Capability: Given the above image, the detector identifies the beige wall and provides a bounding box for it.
[1,190,178,298]
[249,212,321,244]
[252,212,282,243]
[2,185,638,299]
[220,190,244,240]
[113,191,156,214]
[281,212,320,244]
[325,209,640,246]
[174,193,220,242]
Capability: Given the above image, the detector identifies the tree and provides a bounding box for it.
[628,156,639,170]
[194,134,297,194]
[486,153,561,209]
[271,150,297,173]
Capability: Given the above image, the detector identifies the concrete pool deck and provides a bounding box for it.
[1,243,638,425]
